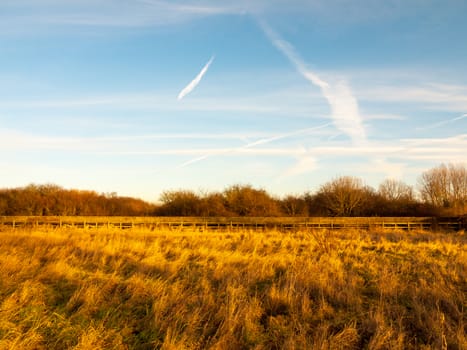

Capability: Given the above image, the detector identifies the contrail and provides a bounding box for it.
[417,113,467,131]
[177,56,215,100]
[177,122,332,168]
[259,20,366,145]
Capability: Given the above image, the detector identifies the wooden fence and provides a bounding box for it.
[0,216,465,231]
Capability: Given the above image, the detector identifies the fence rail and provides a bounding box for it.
[0,216,465,231]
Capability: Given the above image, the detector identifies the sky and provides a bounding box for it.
[1,0,466,202]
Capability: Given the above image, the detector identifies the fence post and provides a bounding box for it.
[432,217,438,231]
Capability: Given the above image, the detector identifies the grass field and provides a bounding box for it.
[0,227,465,349]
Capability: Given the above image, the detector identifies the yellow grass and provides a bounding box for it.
[0,226,465,349]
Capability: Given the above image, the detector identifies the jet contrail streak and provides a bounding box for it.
[417,113,467,130]
[259,20,366,145]
[177,56,215,100]
[177,122,332,168]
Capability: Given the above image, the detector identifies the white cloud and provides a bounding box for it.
[0,90,301,114]
[3,0,466,35]
[0,0,247,32]
[177,122,333,168]
[2,125,465,187]
[357,83,467,111]
[140,0,243,16]
[361,113,406,121]
[367,158,406,180]
[94,135,466,162]
[280,156,318,178]
[416,113,467,130]
[178,56,215,100]
[259,20,366,145]
[80,130,465,180]
[0,128,296,152]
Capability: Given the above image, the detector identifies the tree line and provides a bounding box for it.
[0,163,465,217]
[0,184,155,216]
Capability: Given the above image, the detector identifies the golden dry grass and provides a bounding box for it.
[0,226,465,349]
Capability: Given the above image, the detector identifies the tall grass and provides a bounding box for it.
[0,227,465,349]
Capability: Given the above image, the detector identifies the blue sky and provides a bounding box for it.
[1,0,466,202]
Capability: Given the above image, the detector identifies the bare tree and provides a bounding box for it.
[223,184,281,216]
[280,195,308,216]
[379,179,414,202]
[316,176,370,216]
[448,163,467,212]
[158,190,202,216]
[418,163,467,214]
[419,164,450,207]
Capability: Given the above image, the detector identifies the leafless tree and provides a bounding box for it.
[223,184,281,216]
[418,163,467,214]
[379,179,414,202]
[159,190,202,216]
[316,176,369,216]
[280,195,308,216]
[448,163,467,211]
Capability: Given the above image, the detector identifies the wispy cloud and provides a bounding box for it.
[357,83,467,111]
[177,56,215,100]
[0,128,288,151]
[0,1,247,34]
[0,92,280,114]
[3,0,466,37]
[177,122,333,168]
[2,128,465,166]
[140,0,243,16]
[280,156,318,179]
[362,113,406,121]
[259,20,366,145]
[416,113,467,131]
[98,134,467,163]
